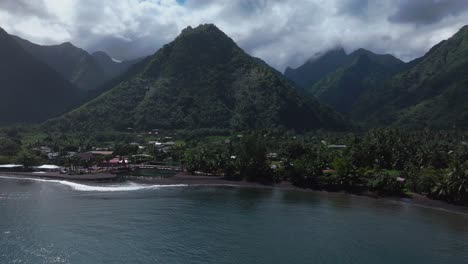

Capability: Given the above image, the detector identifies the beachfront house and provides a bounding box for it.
[101,157,129,168]
[0,164,24,172]
[34,165,62,172]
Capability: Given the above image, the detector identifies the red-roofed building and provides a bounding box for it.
[101,157,129,168]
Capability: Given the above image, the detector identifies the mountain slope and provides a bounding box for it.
[0,28,80,125]
[48,24,347,132]
[13,36,137,91]
[284,48,350,88]
[310,49,405,114]
[354,25,468,128]
[92,51,143,78]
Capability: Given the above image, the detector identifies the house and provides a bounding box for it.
[0,164,24,172]
[101,157,129,168]
[40,146,52,154]
[132,154,153,163]
[34,165,62,172]
[266,153,279,159]
[151,141,163,148]
[78,151,114,161]
[32,146,53,155]
[47,152,60,160]
[327,144,347,149]
[93,147,112,151]
[90,151,114,156]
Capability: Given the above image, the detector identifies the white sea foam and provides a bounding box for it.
[0,176,187,192]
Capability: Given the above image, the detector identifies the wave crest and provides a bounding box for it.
[0,176,187,192]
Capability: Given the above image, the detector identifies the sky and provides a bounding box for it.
[1,0,468,71]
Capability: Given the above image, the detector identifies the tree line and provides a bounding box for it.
[182,129,468,205]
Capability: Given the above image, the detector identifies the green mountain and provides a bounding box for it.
[310,49,405,114]
[13,36,138,91]
[0,28,81,125]
[48,24,347,132]
[284,48,349,88]
[354,25,468,128]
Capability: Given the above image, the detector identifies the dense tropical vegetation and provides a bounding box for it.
[44,24,346,132]
[1,23,468,209]
[175,129,468,205]
[285,48,405,114]
[285,25,468,129]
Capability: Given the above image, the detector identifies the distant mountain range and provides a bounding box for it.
[285,48,406,114]
[13,35,140,91]
[285,25,468,128]
[353,25,468,128]
[46,24,347,132]
[0,27,142,125]
[0,27,81,125]
[2,23,468,130]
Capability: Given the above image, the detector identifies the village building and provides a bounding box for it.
[0,164,24,172]
[101,157,129,168]
[327,144,347,149]
[34,165,62,172]
[78,151,114,161]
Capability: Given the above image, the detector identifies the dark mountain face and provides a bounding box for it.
[285,47,405,115]
[284,48,349,88]
[48,24,347,132]
[13,36,138,91]
[309,49,406,115]
[92,51,143,79]
[0,28,80,125]
[354,25,468,128]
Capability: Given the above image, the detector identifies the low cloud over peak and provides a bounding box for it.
[1,0,467,70]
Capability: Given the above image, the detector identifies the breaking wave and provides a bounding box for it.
[0,176,187,192]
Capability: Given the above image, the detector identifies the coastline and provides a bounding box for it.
[1,171,467,216]
[126,173,468,216]
[3,171,118,181]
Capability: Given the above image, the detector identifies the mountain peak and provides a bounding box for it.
[182,24,221,33]
[143,23,239,77]
[177,24,229,41]
[458,24,468,34]
[284,47,349,88]
[350,48,374,56]
[59,41,77,48]
[49,24,346,132]
[92,51,112,61]
[311,47,346,62]
[0,27,12,43]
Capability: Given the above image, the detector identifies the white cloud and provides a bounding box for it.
[1,0,468,70]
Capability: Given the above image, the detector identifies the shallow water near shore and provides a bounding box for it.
[0,176,467,264]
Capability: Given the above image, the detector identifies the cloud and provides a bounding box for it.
[0,0,49,17]
[1,0,468,70]
[389,0,468,25]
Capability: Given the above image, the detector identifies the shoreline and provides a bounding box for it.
[125,173,468,216]
[3,171,118,181]
[1,172,467,216]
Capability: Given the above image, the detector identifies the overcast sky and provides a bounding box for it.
[1,0,468,70]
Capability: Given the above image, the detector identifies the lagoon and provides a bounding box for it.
[0,176,467,264]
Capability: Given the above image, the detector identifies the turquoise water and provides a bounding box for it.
[0,176,467,264]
